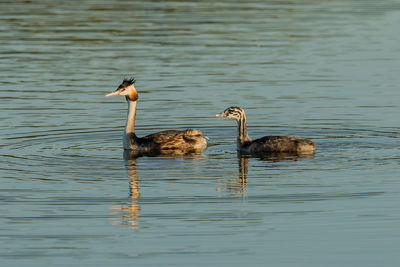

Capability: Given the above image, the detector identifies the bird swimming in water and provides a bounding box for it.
[214,106,316,154]
[106,77,208,156]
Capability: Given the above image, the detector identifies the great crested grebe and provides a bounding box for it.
[106,78,208,155]
[214,106,316,154]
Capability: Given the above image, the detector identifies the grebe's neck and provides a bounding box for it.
[236,113,251,145]
[123,99,137,149]
[125,99,137,133]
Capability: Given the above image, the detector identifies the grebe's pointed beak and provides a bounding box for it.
[105,90,121,97]
[213,111,226,117]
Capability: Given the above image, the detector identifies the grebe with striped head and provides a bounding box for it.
[106,78,208,156]
[214,106,316,154]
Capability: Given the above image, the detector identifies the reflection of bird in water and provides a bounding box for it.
[217,154,249,193]
[105,77,208,156]
[223,152,315,193]
[214,106,316,154]
[110,155,140,229]
[111,151,207,228]
[238,155,248,182]
[226,155,249,193]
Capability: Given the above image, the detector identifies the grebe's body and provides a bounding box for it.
[214,106,315,154]
[238,135,315,154]
[106,78,207,156]
[123,130,207,156]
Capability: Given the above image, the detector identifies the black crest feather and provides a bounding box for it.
[118,77,136,89]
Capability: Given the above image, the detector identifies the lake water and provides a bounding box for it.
[1,0,400,266]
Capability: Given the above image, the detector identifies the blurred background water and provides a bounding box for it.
[1,0,399,266]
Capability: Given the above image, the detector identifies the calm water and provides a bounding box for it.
[1,0,400,266]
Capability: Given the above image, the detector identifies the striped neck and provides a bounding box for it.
[236,113,251,144]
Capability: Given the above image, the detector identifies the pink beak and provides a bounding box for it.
[213,112,226,117]
[105,91,121,97]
